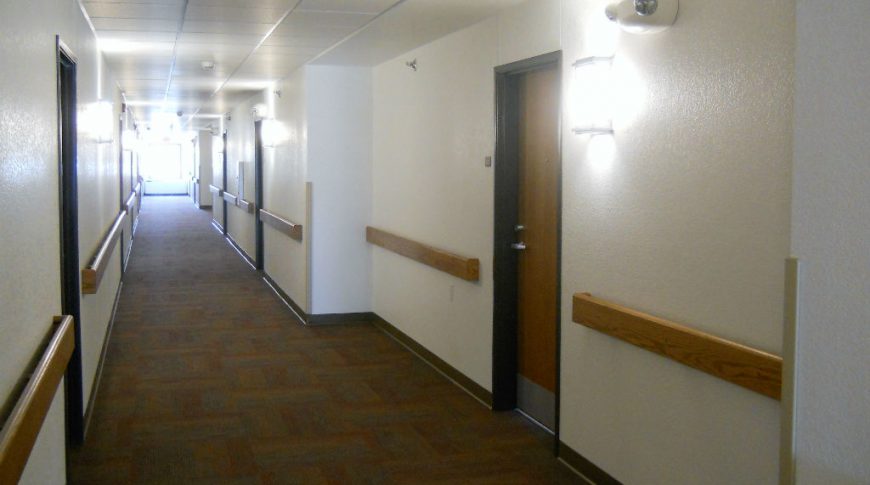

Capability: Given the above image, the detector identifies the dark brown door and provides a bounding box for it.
[515,65,560,429]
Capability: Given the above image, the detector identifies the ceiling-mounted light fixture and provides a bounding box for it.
[605,0,678,34]
[572,56,615,135]
[201,60,215,71]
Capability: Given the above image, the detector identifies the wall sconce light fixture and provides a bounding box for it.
[122,129,139,150]
[605,0,678,34]
[82,100,115,144]
[214,134,225,153]
[260,119,287,148]
[572,56,615,135]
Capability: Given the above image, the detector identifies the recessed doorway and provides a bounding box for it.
[493,51,562,437]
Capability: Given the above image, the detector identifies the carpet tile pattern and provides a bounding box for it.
[70,196,581,484]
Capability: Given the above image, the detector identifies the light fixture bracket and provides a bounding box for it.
[571,56,615,136]
[606,0,678,34]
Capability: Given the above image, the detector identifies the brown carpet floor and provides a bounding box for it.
[69,196,581,484]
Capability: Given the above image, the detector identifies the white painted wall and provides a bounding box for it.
[370,0,792,482]
[263,70,310,310]
[144,180,189,195]
[369,0,561,390]
[559,0,792,482]
[197,130,213,207]
[225,95,262,258]
[372,18,499,390]
[258,66,374,315]
[75,13,125,415]
[307,66,373,315]
[182,137,194,198]
[0,0,123,482]
[792,2,870,483]
[212,133,225,226]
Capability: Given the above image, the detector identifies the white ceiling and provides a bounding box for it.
[81,0,525,131]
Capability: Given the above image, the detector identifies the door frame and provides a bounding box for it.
[221,131,228,234]
[118,105,127,275]
[492,51,563,446]
[253,120,264,270]
[56,36,85,446]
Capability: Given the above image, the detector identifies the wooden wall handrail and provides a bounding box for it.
[222,192,238,204]
[572,293,782,400]
[133,182,141,196]
[237,198,255,214]
[366,226,480,282]
[124,191,136,211]
[209,184,222,195]
[259,208,303,241]
[82,211,126,294]
[0,316,75,484]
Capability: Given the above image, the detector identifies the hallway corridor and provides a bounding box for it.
[69,197,579,484]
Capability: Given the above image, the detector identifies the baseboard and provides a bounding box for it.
[225,233,255,269]
[123,236,133,273]
[307,312,375,325]
[211,220,224,234]
[262,273,307,324]
[82,279,124,440]
[371,313,493,408]
[557,441,621,485]
[261,273,372,327]
[260,277,492,408]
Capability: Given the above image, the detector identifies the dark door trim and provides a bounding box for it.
[221,131,228,234]
[56,36,85,447]
[118,105,126,276]
[118,106,125,209]
[492,50,563,449]
[254,120,264,270]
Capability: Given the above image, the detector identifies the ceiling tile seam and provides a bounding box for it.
[76,0,133,119]
[183,0,305,127]
[305,0,407,65]
[83,1,181,4]
[162,0,191,110]
[88,17,286,22]
[88,15,182,19]
[184,0,406,127]
[296,9,381,15]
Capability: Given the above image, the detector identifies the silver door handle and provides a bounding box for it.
[511,242,526,250]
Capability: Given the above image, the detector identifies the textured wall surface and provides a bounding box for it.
[78,26,123,412]
[212,133,225,226]
[248,65,374,316]
[197,131,214,206]
[263,69,310,312]
[0,0,122,482]
[306,66,373,315]
[225,95,260,259]
[559,0,792,483]
[792,1,870,483]
[369,0,560,401]
[372,19,500,389]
